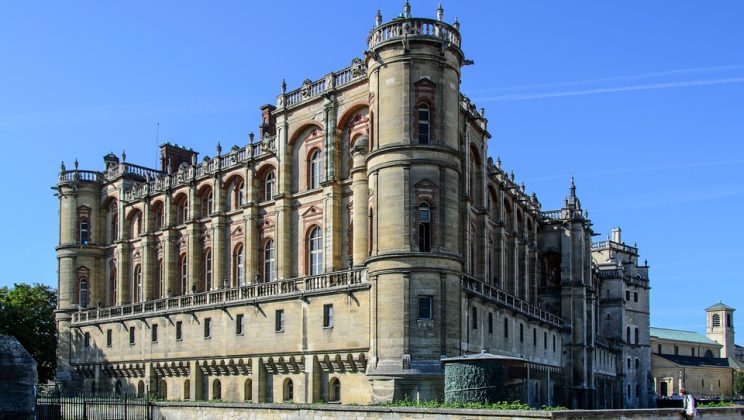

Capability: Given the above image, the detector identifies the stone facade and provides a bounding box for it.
[651,303,740,398]
[54,4,652,409]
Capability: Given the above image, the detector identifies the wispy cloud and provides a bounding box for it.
[470,64,744,102]
[476,77,744,102]
[469,64,744,95]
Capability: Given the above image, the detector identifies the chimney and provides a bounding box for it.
[611,227,621,243]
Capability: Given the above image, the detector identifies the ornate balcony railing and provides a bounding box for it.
[591,240,637,254]
[462,276,563,328]
[71,268,368,325]
[279,59,367,109]
[58,170,103,183]
[367,17,461,51]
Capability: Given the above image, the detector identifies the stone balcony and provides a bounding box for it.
[71,268,368,326]
[462,275,563,328]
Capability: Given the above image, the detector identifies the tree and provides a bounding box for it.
[735,371,744,397]
[0,283,57,383]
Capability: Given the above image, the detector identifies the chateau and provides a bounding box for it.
[54,4,652,409]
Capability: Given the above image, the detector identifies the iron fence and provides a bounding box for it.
[36,388,151,420]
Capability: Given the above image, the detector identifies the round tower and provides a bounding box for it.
[55,160,105,385]
[363,3,466,401]
[705,302,735,358]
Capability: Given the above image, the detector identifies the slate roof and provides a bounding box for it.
[655,354,738,368]
[649,327,719,345]
[705,302,735,311]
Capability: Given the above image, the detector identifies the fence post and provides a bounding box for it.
[83,393,87,420]
[124,392,128,420]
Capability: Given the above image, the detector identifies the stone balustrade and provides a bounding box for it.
[71,268,368,325]
[367,18,461,50]
[462,276,563,328]
[591,240,637,254]
[279,59,367,109]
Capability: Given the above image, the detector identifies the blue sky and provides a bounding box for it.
[1,1,742,338]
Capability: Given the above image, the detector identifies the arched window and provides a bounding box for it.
[236,180,245,208]
[79,278,89,308]
[133,265,142,303]
[418,103,430,144]
[309,149,322,189]
[137,380,145,398]
[204,250,212,291]
[212,379,221,400]
[418,203,431,252]
[329,377,340,402]
[110,266,117,306]
[626,326,631,343]
[110,202,119,242]
[283,378,294,402]
[202,190,213,217]
[177,196,189,224]
[184,379,191,400]
[308,227,323,276]
[153,203,164,230]
[244,379,252,401]
[234,245,245,286]
[634,327,639,344]
[712,314,721,327]
[263,240,276,282]
[264,171,275,201]
[179,255,188,295]
[159,380,167,399]
[80,218,90,245]
[704,349,713,358]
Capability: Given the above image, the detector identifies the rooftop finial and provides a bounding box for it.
[403,0,411,18]
[249,132,255,144]
[216,141,222,156]
[74,158,79,170]
[437,3,444,21]
[496,156,501,169]
[281,79,286,94]
[60,161,66,172]
[453,17,460,30]
[375,9,382,27]
[569,175,576,197]
[121,150,126,162]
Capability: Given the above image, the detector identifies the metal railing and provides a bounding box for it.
[37,389,151,420]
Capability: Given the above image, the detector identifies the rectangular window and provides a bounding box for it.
[236,314,244,335]
[129,326,135,345]
[488,312,493,334]
[323,304,334,328]
[106,329,112,347]
[533,328,537,346]
[674,345,679,355]
[552,334,556,352]
[84,332,90,348]
[418,296,433,320]
[519,323,524,343]
[275,309,285,332]
[691,347,695,357]
[504,318,509,338]
[544,331,548,350]
[634,292,638,302]
[626,290,630,301]
[471,307,478,330]
[658,344,662,354]
[627,358,631,369]
[176,321,183,341]
[151,324,158,342]
[204,318,211,338]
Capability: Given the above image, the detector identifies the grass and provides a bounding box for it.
[378,397,566,411]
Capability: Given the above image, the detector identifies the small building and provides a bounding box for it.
[651,302,742,399]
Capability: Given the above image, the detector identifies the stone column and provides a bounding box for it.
[117,243,130,304]
[162,231,177,296]
[275,196,292,279]
[244,164,258,284]
[323,182,342,271]
[350,140,369,266]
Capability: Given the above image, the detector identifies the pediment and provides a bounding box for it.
[301,205,322,218]
[414,77,436,88]
[231,226,244,237]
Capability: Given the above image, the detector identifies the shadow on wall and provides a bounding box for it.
[0,335,37,419]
